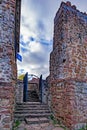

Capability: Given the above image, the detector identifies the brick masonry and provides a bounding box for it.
[49,1,87,130]
[0,0,21,129]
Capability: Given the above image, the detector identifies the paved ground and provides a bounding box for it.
[17,121,66,130]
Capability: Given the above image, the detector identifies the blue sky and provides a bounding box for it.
[17,0,87,79]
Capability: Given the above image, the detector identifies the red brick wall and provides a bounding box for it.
[49,2,87,130]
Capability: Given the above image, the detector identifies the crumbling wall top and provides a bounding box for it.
[54,1,87,23]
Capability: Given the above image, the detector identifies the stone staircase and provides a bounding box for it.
[27,90,39,102]
[14,102,51,125]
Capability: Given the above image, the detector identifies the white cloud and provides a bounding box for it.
[28,41,42,53]
[17,38,52,79]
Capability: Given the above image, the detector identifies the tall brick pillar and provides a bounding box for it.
[0,0,21,129]
[50,1,87,130]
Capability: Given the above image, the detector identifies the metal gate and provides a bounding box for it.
[39,75,42,102]
[23,72,28,102]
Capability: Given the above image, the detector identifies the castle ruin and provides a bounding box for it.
[0,1,87,130]
[49,1,87,130]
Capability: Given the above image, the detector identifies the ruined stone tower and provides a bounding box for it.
[49,1,87,130]
[0,0,21,129]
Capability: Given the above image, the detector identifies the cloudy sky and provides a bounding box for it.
[17,0,87,79]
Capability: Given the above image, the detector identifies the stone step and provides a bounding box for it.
[26,100,39,102]
[27,91,39,101]
[17,102,47,106]
[27,97,39,99]
[27,99,40,102]
[16,104,48,107]
[25,117,50,124]
[14,113,51,118]
[16,103,48,107]
[15,109,50,113]
[16,107,49,111]
[16,102,41,105]
[15,102,51,125]
[15,107,49,111]
[15,103,50,110]
[27,96,39,100]
[15,105,49,109]
[27,94,38,95]
[15,109,50,114]
[26,97,39,100]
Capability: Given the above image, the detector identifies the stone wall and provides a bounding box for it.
[0,0,21,129]
[49,1,87,130]
[16,80,23,103]
[46,76,51,106]
[41,80,48,104]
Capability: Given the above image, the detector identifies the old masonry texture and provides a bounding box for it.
[0,0,21,129]
[48,1,87,130]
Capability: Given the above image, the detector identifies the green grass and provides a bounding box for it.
[12,120,21,130]
[49,114,59,125]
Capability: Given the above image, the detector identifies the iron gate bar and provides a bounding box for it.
[39,75,42,103]
[23,72,28,102]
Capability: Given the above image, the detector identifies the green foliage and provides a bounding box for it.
[50,114,54,120]
[79,125,87,130]
[49,114,59,125]
[12,120,21,130]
